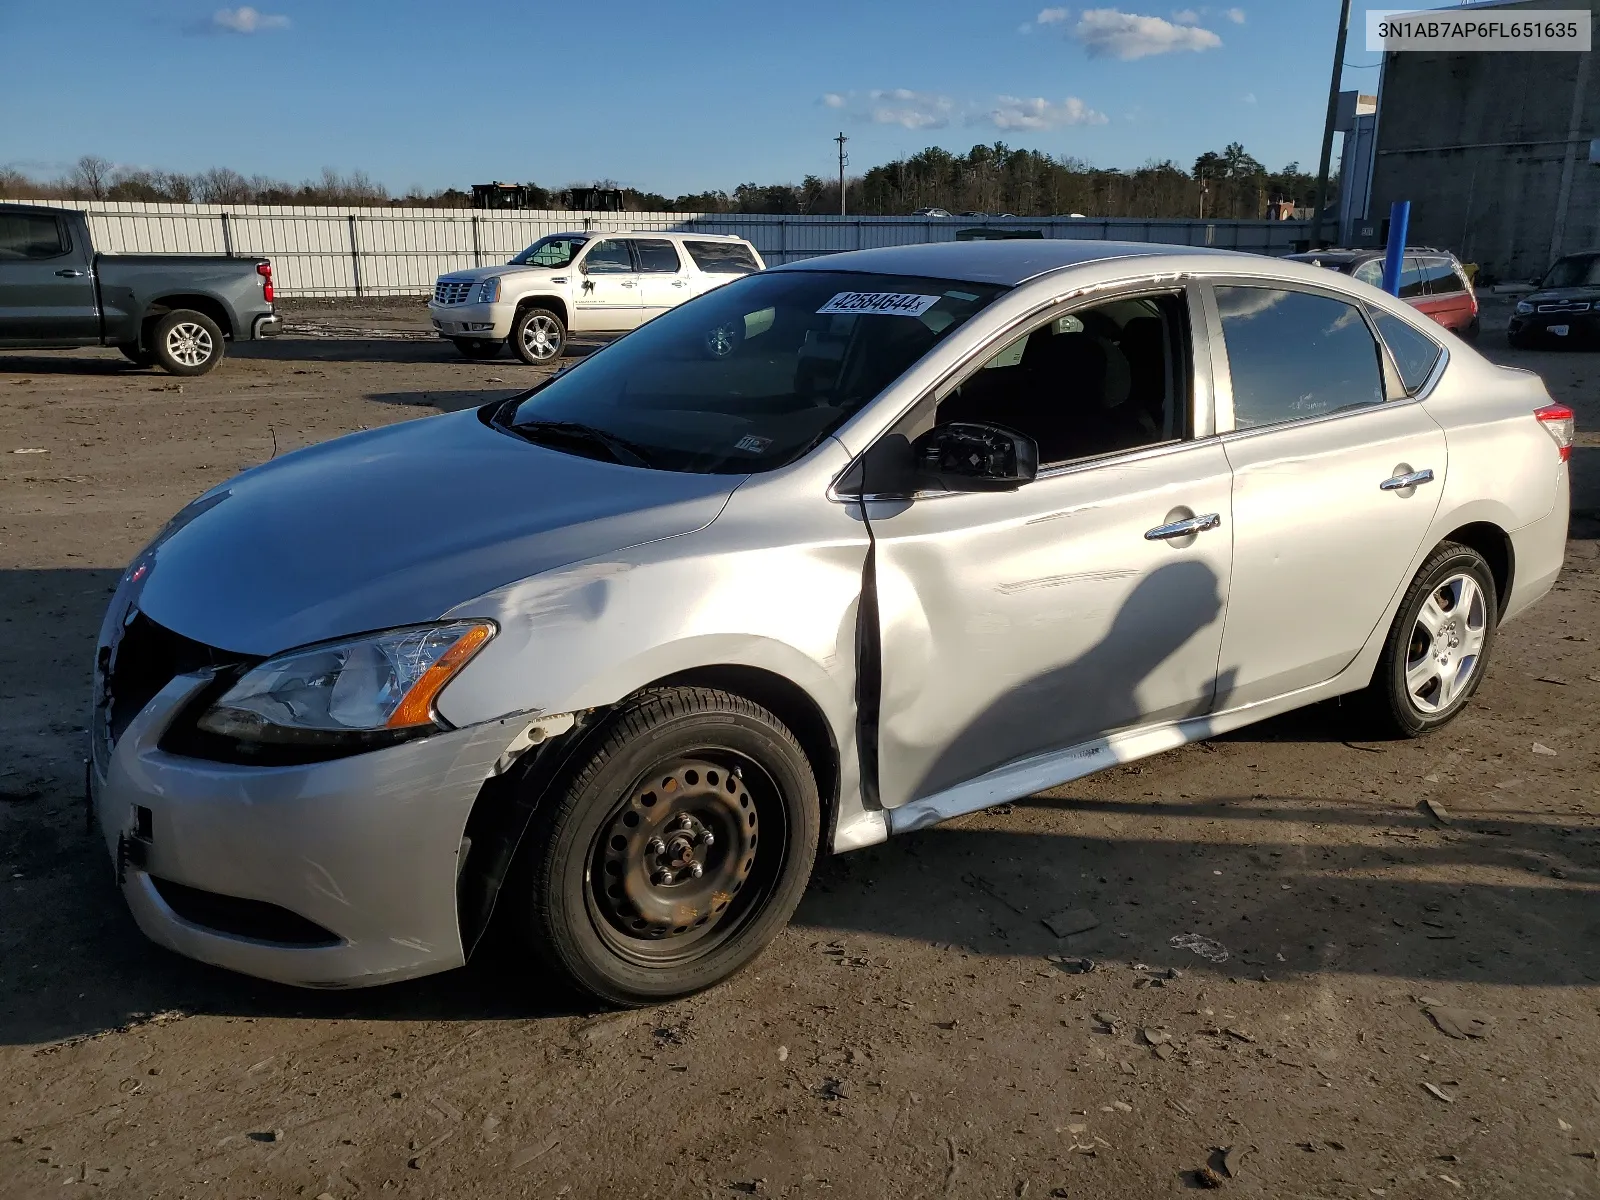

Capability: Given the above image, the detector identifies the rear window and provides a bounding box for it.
[0,212,67,260]
[686,240,760,275]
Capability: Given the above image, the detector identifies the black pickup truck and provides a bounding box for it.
[0,203,281,375]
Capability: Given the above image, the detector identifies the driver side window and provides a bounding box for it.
[931,292,1190,468]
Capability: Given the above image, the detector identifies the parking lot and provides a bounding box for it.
[2,295,1598,1198]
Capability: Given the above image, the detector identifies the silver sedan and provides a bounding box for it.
[91,241,1573,1004]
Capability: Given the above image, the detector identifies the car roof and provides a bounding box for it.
[550,230,748,242]
[770,239,1249,286]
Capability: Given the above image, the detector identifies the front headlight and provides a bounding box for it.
[1516,300,1535,315]
[195,621,494,749]
[476,277,502,303]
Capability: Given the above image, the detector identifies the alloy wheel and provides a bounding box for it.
[164,321,214,368]
[1405,572,1487,714]
[521,315,562,362]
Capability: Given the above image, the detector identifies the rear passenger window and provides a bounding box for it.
[1422,258,1462,295]
[634,239,681,273]
[1399,257,1427,299]
[1216,286,1385,429]
[685,241,760,275]
[0,213,67,260]
[1370,310,1443,393]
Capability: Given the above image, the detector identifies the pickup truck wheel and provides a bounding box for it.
[452,337,504,360]
[152,310,224,376]
[116,343,155,368]
[513,686,820,1006]
[511,307,566,365]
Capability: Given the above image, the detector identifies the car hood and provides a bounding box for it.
[1523,286,1600,305]
[437,264,564,285]
[131,409,740,656]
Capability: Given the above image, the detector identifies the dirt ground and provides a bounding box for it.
[2,295,1598,1199]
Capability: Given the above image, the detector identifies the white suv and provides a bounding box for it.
[429,231,765,364]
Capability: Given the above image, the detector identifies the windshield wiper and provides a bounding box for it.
[507,419,653,468]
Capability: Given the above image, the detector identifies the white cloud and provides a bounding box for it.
[1037,7,1073,23]
[212,6,290,33]
[1225,6,1246,23]
[1171,8,1200,23]
[987,95,1109,130]
[821,93,847,108]
[868,88,955,130]
[1073,8,1222,59]
[1242,91,1257,103]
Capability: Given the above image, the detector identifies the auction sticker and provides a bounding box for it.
[817,292,941,317]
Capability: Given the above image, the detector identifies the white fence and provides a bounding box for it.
[10,199,1313,298]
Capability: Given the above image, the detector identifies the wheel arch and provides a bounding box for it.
[1436,520,1514,619]
[454,662,843,960]
[142,293,234,340]
[513,292,569,330]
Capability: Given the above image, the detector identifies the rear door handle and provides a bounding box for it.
[56,269,87,277]
[1380,468,1435,491]
[1145,513,1222,541]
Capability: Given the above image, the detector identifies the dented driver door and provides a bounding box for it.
[857,285,1235,816]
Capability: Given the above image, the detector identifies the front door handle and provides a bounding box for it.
[1380,468,1435,491]
[1145,512,1222,541]
[56,269,87,278]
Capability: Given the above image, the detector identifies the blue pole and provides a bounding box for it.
[1380,200,1411,296]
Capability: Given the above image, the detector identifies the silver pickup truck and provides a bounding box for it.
[0,203,281,375]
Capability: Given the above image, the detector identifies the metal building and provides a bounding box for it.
[1366,0,1600,280]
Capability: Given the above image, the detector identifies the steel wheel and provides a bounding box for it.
[514,686,819,1006]
[1404,572,1487,714]
[520,314,562,362]
[164,321,213,368]
[586,754,779,965]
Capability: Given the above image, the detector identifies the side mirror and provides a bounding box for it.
[911,422,1038,492]
[578,261,590,275]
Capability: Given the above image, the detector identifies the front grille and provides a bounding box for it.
[1537,301,1591,313]
[150,876,341,946]
[433,279,474,305]
[99,610,244,745]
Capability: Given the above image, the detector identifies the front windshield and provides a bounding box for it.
[510,236,587,268]
[1542,254,1600,288]
[501,270,1007,473]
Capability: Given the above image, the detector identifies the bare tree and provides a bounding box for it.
[70,155,114,200]
[195,167,252,204]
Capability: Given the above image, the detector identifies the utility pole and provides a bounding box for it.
[835,131,849,217]
[1311,0,1353,248]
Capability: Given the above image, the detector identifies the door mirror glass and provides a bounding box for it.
[912,422,1038,492]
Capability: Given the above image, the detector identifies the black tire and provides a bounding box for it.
[116,342,155,368]
[1507,329,1532,350]
[452,337,504,360]
[151,309,225,376]
[1460,314,1480,342]
[1358,541,1499,738]
[513,686,820,1006]
[510,307,567,365]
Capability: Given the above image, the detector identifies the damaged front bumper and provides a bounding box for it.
[93,673,536,988]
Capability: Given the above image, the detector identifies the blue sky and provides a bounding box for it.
[1,2,1465,196]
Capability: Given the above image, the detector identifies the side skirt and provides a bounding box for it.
[881,672,1367,839]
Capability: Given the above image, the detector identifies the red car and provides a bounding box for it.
[1285,248,1479,341]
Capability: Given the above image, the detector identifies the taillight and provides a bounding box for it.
[1535,403,1575,462]
[257,261,274,304]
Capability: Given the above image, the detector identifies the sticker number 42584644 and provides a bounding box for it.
[817,292,941,317]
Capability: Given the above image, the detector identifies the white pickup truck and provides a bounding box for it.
[429,231,764,364]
